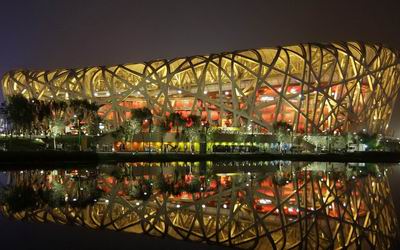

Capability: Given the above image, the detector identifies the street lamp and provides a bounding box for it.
[201,121,210,153]
[74,114,81,151]
[249,121,255,149]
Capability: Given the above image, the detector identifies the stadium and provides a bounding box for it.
[1,42,399,134]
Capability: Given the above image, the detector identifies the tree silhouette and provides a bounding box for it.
[156,118,171,153]
[6,94,35,136]
[131,107,152,151]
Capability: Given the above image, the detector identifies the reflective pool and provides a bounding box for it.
[0,161,398,249]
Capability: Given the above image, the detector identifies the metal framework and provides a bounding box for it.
[0,164,398,249]
[1,42,399,133]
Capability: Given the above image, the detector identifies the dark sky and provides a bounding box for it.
[0,0,399,133]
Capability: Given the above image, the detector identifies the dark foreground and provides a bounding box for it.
[0,216,227,250]
[1,150,400,169]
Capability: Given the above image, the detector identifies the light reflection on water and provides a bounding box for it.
[0,161,398,249]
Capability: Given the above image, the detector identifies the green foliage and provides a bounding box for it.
[273,121,292,132]
[0,137,45,151]
[127,178,153,200]
[186,127,200,142]
[48,100,68,122]
[169,112,187,137]
[32,99,52,131]
[358,132,379,149]
[187,178,201,193]
[112,119,142,142]
[69,99,100,121]
[157,119,171,135]
[234,132,247,143]
[131,107,152,123]
[329,136,347,149]
[50,119,65,136]
[6,94,35,133]
[39,182,67,208]
[272,121,292,144]
[4,95,103,137]
[188,114,201,128]
[154,173,170,193]
[86,114,103,135]
[185,114,201,142]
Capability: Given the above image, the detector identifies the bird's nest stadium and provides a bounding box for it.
[1,42,399,134]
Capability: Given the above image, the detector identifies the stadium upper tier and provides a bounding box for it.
[1,42,399,134]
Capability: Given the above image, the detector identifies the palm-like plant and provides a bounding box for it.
[32,99,51,135]
[131,107,153,151]
[157,118,171,153]
[169,112,186,140]
[49,100,68,122]
[68,99,100,128]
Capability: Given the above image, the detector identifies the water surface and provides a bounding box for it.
[0,161,398,249]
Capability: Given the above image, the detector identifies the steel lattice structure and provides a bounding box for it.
[0,165,398,249]
[1,42,399,133]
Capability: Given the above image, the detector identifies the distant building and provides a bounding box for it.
[1,42,399,134]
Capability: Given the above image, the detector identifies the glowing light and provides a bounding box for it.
[260,95,274,101]
[259,199,272,205]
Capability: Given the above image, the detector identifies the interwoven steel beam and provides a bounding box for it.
[1,42,399,133]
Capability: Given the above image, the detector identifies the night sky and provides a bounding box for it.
[0,0,399,133]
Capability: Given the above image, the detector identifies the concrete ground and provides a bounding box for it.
[0,216,229,250]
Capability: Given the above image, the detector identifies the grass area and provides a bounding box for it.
[0,137,46,151]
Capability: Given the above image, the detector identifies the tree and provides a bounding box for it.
[156,118,171,153]
[131,107,152,126]
[86,114,103,135]
[68,99,101,135]
[6,94,35,136]
[0,102,9,134]
[169,112,186,140]
[186,114,201,151]
[131,107,152,151]
[273,121,292,133]
[357,132,379,149]
[273,121,292,151]
[46,100,68,148]
[49,100,68,122]
[32,99,51,135]
[113,119,142,147]
[50,119,65,149]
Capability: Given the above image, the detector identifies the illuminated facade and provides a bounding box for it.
[1,42,399,133]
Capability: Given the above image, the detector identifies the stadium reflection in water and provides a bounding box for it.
[0,161,398,249]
